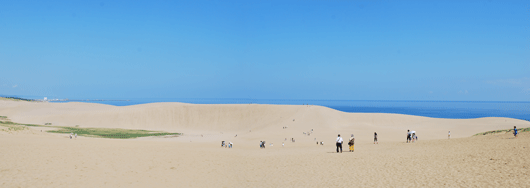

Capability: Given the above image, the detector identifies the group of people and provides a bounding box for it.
[221,141,233,148]
[335,134,356,153]
[226,126,521,152]
[303,129,314,136]
[406,130,418,143]
[334,130,418,153]
[69,133,77,139]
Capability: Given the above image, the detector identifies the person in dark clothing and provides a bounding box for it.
[407,130,412,143]
[336,134,343,153]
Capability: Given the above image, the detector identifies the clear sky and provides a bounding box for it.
[1,0,528,101]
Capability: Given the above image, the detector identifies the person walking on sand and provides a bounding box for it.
[407,130,412,143]
[336,134,343,153]
[514,126,518,138]
[448,131,451,139]
[374,132,378,144]
[75,133,77,139]
[348,135,355,152]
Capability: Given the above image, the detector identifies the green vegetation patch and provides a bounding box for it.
[474,127,530,136]
[0,116,180,139]
[0,121,29,132]
[47,127,181,139]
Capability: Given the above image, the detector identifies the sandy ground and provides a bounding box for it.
[1,99,529,187]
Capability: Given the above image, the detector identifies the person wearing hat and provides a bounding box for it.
[348,135,355,152]
[336,134,343,153]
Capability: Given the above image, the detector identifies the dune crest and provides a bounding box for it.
[1,100,528,143]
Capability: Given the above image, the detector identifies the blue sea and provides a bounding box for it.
[50,98,530,120]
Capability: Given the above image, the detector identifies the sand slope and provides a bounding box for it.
[1,100,528,144]
[0,129,529,187]
[1,99,529,187]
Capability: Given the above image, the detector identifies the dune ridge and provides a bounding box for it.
[1,100,528,143]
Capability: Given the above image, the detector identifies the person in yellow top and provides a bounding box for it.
[348,135,355,152]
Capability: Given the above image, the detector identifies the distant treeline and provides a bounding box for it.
[0,96,37,102]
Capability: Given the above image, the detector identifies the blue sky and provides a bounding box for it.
[1,0,528,101]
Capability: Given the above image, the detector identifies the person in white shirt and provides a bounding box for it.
[336,134,343,153]
[448,131,451,139]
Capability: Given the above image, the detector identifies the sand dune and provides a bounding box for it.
[1,100,528,143]
[1,99,529,187]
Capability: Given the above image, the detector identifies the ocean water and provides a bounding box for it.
[51,99,530,120]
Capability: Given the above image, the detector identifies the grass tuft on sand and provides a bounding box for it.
[474,127,530,136]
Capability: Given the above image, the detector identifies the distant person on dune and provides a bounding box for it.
[374,132,378,144]
[448,131,451,139]
[75,133,77,139]
[229,142,233,148]
[348,135,355,152]
[407,130,412,143]
[514,126,518,138]
[336,134,343,153]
